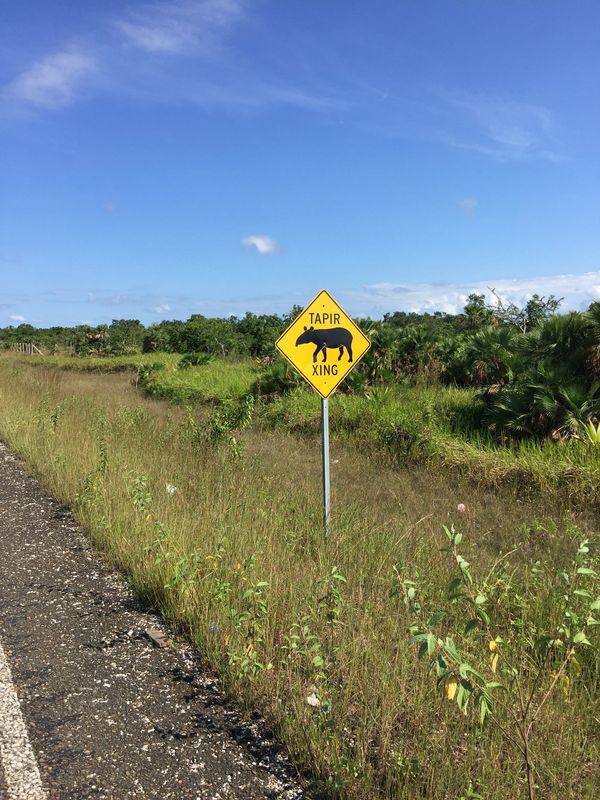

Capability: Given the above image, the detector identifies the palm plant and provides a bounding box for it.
[359,322,400,383]
[488,372,600,439]
[520,312,591,374]
[584,302,600,378]
[463,326,518,386]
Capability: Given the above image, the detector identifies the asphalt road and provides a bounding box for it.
[0,441,304,800]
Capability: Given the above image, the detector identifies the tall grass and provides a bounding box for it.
[141,359,257,404]
[0,361,598,799]
[259,386,600,508]
[53,353,599,505]
[18,352,179,372]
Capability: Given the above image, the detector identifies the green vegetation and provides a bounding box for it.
[17,352,178,372]
[0,360,598,800]
[15,341,599,508]
[2,290,599,797]
[257,385,600,510]
[4,292,598,444]
[140,359,257,404]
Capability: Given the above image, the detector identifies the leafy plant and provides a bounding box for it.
[177,352,213,369]
[407,526,600,800]
[229,575,271,679]
[579,418,600,446]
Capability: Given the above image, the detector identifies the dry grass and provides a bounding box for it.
[0,360,598,799]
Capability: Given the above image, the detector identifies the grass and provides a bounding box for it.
[0,358,598,799]
[14,350,600,507]
[259,385,600,511]
[141,359,258,404]
[122,357,600,509]
[18,349,600,508]
[12,352,257,404]
[14,352,179,372]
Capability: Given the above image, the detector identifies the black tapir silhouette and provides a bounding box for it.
[295,326,353,363]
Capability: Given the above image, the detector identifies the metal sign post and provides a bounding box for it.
[275,290,371,539]
[321,398,331,537]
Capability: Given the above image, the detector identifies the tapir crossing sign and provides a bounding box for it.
[276,290,371,398]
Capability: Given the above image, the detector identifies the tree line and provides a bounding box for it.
[2,292,599,439]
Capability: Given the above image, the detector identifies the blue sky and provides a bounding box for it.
[1,1,599,326]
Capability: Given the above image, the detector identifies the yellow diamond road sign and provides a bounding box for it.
[275,290,371,398]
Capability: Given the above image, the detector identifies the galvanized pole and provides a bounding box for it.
[321,398,331,537]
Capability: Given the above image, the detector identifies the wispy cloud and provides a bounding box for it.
[153,303,172,313]
[441,91,562,162]
[4,48,95,110]
[241,234,279,255]
[3,2,342,117]
[116,0,244,55]
[9,314,26,323]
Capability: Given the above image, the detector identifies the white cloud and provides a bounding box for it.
[184,273,600,320]
[153,304,172,313]
[340,272,600,317]
[241,234,279,255]
[4,48,95,109]
[10,315,26,322]
[116,0,244,55]
[458,197,478,214]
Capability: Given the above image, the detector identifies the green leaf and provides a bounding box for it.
[444,637,461,663]
[464,618,480,634]
[462,664,486,683]
[456,683,467,709]
[590,598,600,611]
[456,682,472,711]
[436,669,452,687]
[427,612,445,626]
[577,567,597,576]
[427,633,436,656]
[312,655,324,667]
[454,532,463,546]
[474,594,487,605]
[534,636,552,658]
[573,589,592,598]
[479,694,492,726]
[573,631,591,645]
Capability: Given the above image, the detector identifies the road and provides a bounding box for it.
[0,442,303,800]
